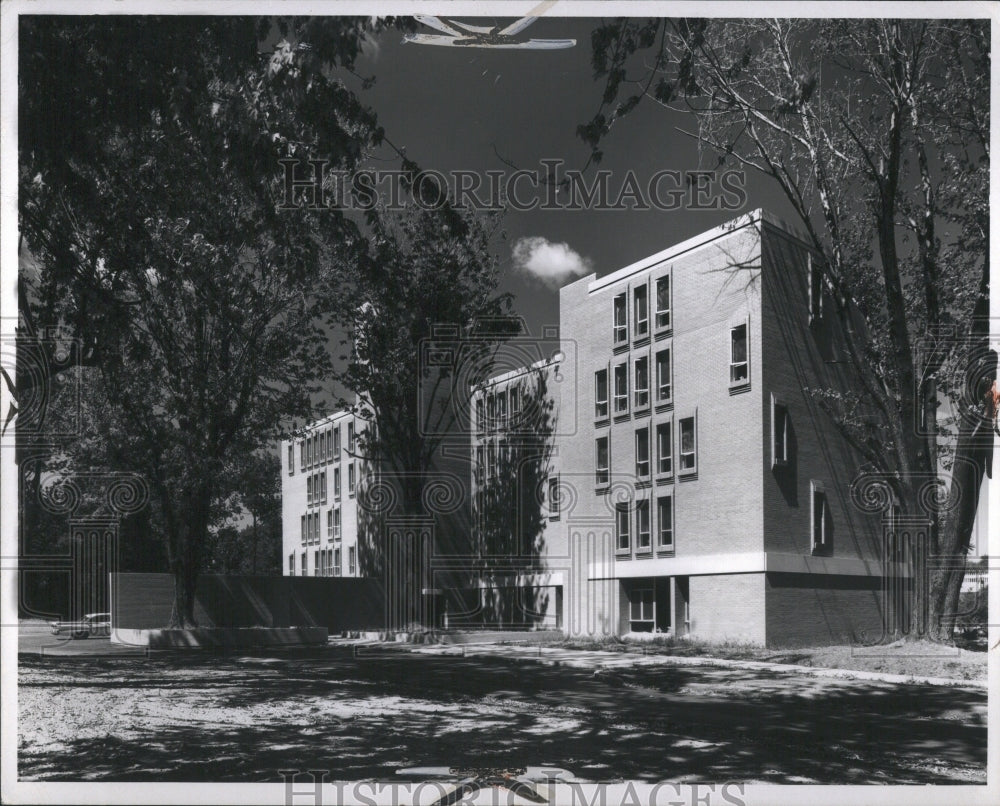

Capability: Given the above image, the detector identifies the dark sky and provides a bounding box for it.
[347,15,793,338]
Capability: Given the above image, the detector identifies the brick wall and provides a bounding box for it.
[689,573,766,645]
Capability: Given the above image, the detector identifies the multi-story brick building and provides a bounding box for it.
[280,408,369,579]
[471,209,895,647]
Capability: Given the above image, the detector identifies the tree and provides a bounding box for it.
[582,19,990,639]
[18,17,391,626]
[333,200,517,626]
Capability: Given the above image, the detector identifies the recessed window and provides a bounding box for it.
[634,356,649,409]
[321,471,328,504]
[289,553,295,576]
[613,293,628,343]
[301,515,306,544]
[333,426,340,456]
[614,363,629,414]
[655,348,672,403]
[334,548,342,576]
[656,422,672,475]
[811,481,831,552]
[634,284,649,338]
[635,427,650,479]
[615,501,630,551]
[327,429,334,461]
[596,437,610,486]
[288,444,294,476]
[334,507,341,540]
[300,442,305,471]
[476,397,485,432]
[510,386,521,423]
[808,255,823,322]
[327,509,333,538]
[349,546,357,575]
[730,323,748,385]
[595,369,609,419]
[307,475,313,506]
[679,415,697,475]
[548,476,561,517]
[319,432,326,463]
[334,466,341,500]
[301,552,307,575]
[348,421,356,453]
[655,275,671,330]
[497,390,508,426]
[636,499,651,550]
[629,588,654,630]
[772,396,790,467]
[348,463,356,495]
[657,495,674,550]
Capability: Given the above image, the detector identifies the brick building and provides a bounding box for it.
[471,209,897,647]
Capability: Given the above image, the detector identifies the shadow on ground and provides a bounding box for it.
[17,646,986,783]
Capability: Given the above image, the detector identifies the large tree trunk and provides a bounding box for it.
[166,484,212,629]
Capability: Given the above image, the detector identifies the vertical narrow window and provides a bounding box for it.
[327,509,333,538]
[334,507,341,540]
[510,386,520,423]
[811,481,830,551]
[634,356,649,409]
[476,397,485,432]
[615,502,630,551]
[772,396,789,467]
[333,426,340,456]
[655,348,671,403]
[301,552,307,576]
[334,548,342,576]
[636,499,651,549]
[301,515,306,544]
[613,293,627,343]
[655,275,671,329]
[635,427,650,478]
[656,422,672,475]
[497,390,508,427]
[334,467,341,500]
[595,437,610,486]
[548,476,560,516]
[349,546,357,575]
[595,369,609,419]
[307,475,313,506]
[321,471,327,504]
[289,554,295,576]
[309,435,316,467]
[300,442,306,471]
[808,255,823,322]
[314,550,320,576]
[679,415,697,474]
[613,363,629,414]
[348,421,355,453]
[319,432,326,463]
[657,495,674,549]
[327,429,334,461]
[487,393,496,430]
[288,444,294,476]
[348,463,356,495]
[730,323,748,385]
[634,284,648,338]
[487,441,496,480]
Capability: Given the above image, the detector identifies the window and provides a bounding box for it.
[327,509,334,539]
[613,363,629,414]
[730,323,748,385]
[309,435,316,467]
[808,255,823,322]
[596,437,610,486]
[655,348,672,403]
[333,426,341,456]
[301,552,307,575]
[348,463,356,495]
[510,386,521,423]
[634,356,649,409]
[334,508,341,540]
[613,293,627,343]
[288,444,294,476]
[487,393,496,430]
[326,429,334,461]
[811,481,830,551]
[594,369,609,419]
[301,515,306,544]
[475,445,484,485]
[656,422,672,475]
[548,476,560,517]
[634,284,648,338]
[306,475,313,506]
[320,471,327,504]
[629,588,654,630]
[289,554,295,576]
[635,427,650,478]
[679,415,697,475]
[655,275,671,330]
[636,499,651,550]
[334,548,342,576]
[319,432,326,463]
[349,546,356,575]
[657,495,674,549]
[615,502,630,551]
[497,391,508,426]
[348,422,355,453]
[300,442,305,471]
[476,397,485,432]
[772,396,790,467]
[333,466,341,500]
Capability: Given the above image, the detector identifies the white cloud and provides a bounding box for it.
[511,236,592,289]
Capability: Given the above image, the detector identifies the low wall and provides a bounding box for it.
[112,626,328,649]
[112,573,384,632]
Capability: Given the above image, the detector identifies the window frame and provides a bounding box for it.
[334,507,341,540]
[811,480,830,552]
[613,292,628,344]
[348,421,356,453]
[613,362,629,415]
[333,425,341,456]
[615,501,631,552]
[657,494,674,551]
[654,273,671,331]
[678,413,698,477]
[656,420,673,477]
[629,587,655,627]
[288,444,294,476]
[635,426,650,479]
[595,436,610,487]
[348,462,356,496]
[634,355,650,410]
[334,547,342,577]
[548,475,561,518]
[594,368,609,420]
[771,394,790,469]
[655,346,672,405]
[729,319,750,388]
[349,545,357,575]
[633,283,649,339]
[636,499,651,551]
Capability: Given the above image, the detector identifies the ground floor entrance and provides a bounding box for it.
[620,576,689,635]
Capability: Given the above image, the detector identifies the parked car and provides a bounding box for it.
[49,612,111,639]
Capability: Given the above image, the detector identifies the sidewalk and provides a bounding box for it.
[394,641,989,689]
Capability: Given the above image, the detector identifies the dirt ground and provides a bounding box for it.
[17,643,986,784]
[552,635,988,681]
